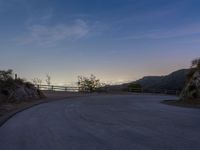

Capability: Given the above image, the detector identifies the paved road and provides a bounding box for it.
[0,94,200,150]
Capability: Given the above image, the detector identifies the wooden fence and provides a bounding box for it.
[35,85,79,92]
[35,84,181,95]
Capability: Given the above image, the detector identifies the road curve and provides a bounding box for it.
[0,94,200,150]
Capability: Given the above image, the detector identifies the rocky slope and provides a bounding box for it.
[0,82,45,103]
[180,70,200,101]
[0,70,45,103]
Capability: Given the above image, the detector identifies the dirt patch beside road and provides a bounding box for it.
[162,99,200,109]
[0,91,88,125]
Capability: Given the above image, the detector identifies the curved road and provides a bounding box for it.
[0,94,200,150]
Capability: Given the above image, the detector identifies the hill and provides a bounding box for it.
[106,69,189,92]
[136,69,189,91]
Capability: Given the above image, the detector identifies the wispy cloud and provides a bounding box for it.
[119,23,200,40]
[16,19,90,46]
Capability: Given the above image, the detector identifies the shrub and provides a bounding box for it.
[78,74,101,92]
[0,69,13,81]
[0,70,15,92]
[128,83,142,92]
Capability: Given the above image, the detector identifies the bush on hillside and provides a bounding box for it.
[127,83,142,92]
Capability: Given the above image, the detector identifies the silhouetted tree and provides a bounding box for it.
[32,78,42,85]
[187,58,200,82]
[191,58,200,69]
[0,69,14,94]
[46,74,51,86]
[78,74,101,92]
[0,69,13,81]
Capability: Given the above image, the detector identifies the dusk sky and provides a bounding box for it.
[0,0,200,85]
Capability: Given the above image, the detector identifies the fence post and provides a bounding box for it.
[51,85,54,91]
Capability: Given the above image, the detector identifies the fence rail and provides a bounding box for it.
[35,84,181,95]
[35,85,79,92]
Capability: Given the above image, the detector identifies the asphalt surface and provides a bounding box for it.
[0,94,200,150]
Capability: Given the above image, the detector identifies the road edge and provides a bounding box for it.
[0,95,88,127]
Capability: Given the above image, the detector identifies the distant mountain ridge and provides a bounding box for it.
[106,69,189,92]
[135,69,189,91]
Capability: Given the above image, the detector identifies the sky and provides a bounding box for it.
[0,0,200,85]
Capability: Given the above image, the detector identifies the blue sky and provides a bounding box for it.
[0,0,200,85]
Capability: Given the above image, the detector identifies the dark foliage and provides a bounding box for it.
[127,83,142,92]
[0,69,35,97]
[0,70,15,92]
[187,58,200,82]
[78,74,101,92]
